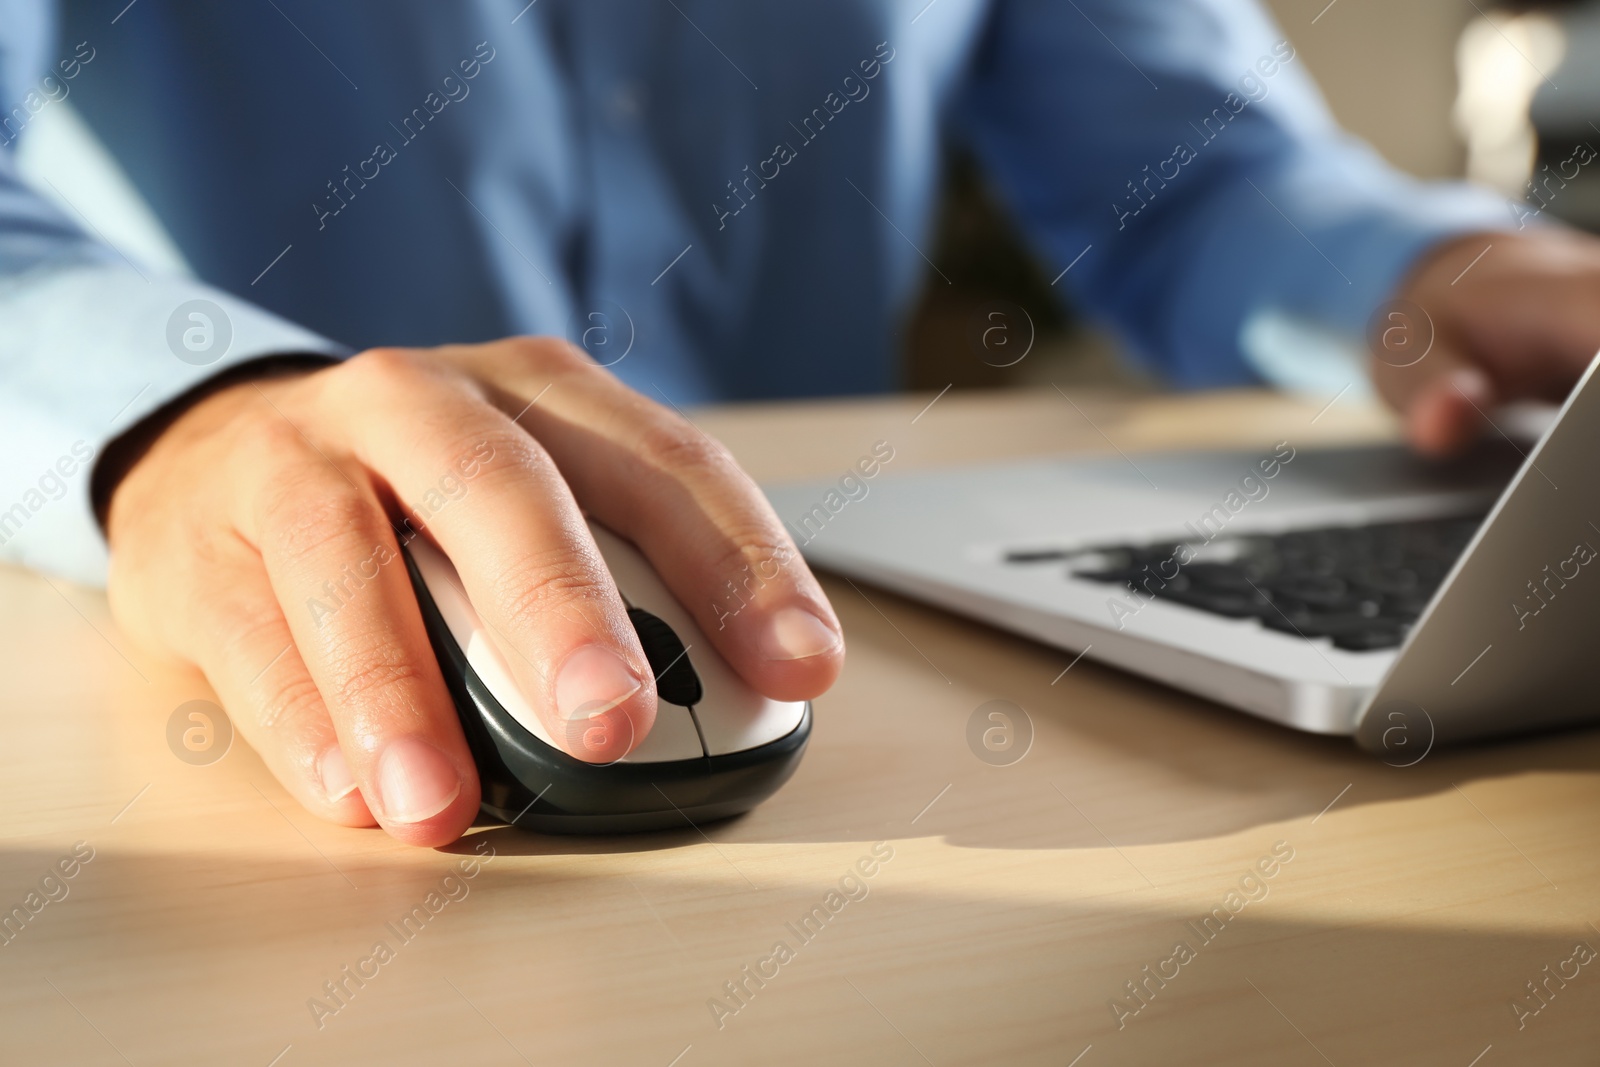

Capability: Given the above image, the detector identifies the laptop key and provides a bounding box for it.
[1329,624,1408,652]
[1164,587,1272,618]
[1061,513,1485,652]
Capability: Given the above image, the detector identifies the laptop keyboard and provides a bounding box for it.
[1034,514,1485,652]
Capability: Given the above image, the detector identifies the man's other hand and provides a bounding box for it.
[1378,228,1600,455]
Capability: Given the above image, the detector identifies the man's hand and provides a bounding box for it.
[104,339,845,847]
[1377,228,1600,455]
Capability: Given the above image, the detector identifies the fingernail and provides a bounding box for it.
[376,737,462,824]
[319,746,358,803]
[555,644,644,722]
[760,606,841,661]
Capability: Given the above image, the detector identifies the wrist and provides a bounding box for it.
[93,354,335,535]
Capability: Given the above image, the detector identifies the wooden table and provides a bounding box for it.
[3,387,1597,1066]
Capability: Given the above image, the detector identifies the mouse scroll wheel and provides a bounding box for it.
[626,607,704,707]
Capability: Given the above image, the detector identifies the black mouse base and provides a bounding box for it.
[484,797,777,835]
[472,705,812,835]
[405,545,812,835]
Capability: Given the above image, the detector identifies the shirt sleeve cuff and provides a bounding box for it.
[1159,162,1523,389]
[1305,177,1522,343]
[0,261,350,586]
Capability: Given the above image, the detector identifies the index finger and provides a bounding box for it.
[321,349,659,764]
[446,339,845,704]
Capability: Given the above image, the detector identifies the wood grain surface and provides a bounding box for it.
[1,386,1595,1066]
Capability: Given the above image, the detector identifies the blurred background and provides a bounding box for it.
[17,0,1598,399]
[900,0,1597,394]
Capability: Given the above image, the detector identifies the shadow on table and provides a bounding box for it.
[0,835,1595,1067]
[472,575,1600,859]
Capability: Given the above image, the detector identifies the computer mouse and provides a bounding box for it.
[401,522,811,833]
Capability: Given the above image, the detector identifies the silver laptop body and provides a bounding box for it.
[763,358,1600,753]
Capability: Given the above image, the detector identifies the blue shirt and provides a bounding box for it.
[0,0,1508,582]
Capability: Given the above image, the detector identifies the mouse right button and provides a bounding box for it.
[694,691,808,756]
[614,703,705,763]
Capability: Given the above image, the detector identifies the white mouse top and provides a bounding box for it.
[407,523,807,764]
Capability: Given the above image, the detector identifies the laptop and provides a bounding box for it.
[762,356,1600,759]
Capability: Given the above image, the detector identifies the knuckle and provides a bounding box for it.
[632,418,737,480]
[708,527,799,587]
[438,426,549,485]
[332,348,450,410]
[220,599,290,661]
[491,547,611,625]
[258,671,327,731]
[249,411,312,457]
[204,610,322,729]
[261,482,380,562]
[326,643,427,711]
[344,346,425,384]
[508,334,591,372]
